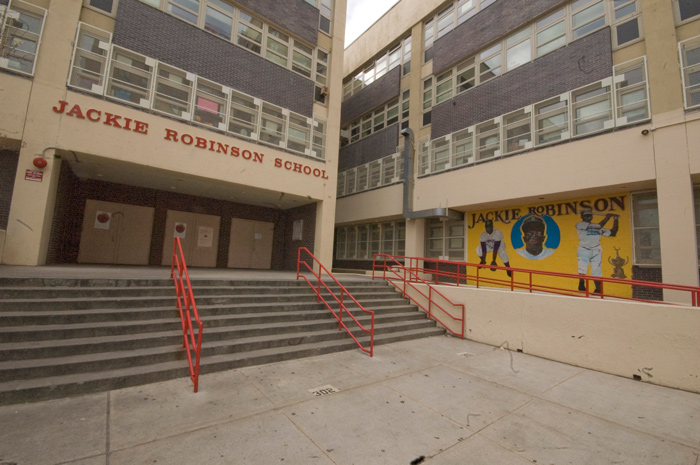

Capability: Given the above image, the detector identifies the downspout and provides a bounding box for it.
[401,128,463,221]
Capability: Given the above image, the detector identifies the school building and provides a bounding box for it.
[335,0,700,298]
[0,0,344,270]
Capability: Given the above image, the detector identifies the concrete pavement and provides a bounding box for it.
[1,335,699,465]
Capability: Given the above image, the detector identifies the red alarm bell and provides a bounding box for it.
[33,157,48,169]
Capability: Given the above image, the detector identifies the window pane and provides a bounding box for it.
[89,0,114,13]
[205,7,233,40]
[506,38,531,70]
[679,0,700,21]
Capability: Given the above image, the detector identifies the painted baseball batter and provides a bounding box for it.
[576,207,619,293]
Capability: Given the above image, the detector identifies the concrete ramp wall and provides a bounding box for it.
[406,283,700,393]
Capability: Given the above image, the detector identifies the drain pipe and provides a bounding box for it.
[401,128,463,221]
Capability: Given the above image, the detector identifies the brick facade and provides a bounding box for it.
[433,0,569,75]
[235,0,320,45]
[631,266,663,302]
[0,150,19,231]
[431,27,613,139]
[338,123,400,170]
[341,66,401,126]
[114,0,314,118]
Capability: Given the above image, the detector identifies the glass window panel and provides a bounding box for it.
[228,90,259,137]
[153,64,192,118]
[616,17,640,46]
[205,7,233,40]
[194,79,227,128]
[506,38,531,70]
[678,0,700,21]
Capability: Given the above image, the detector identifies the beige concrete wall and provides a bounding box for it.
[0,230,5,263]
[405,283,700,393]
[335,184,403,224]
[0,74,32,141]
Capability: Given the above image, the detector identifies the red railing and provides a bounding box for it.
[297,247,375,356]
[372,254,465,338]
[374,254,700,307]
[170,237,204,392]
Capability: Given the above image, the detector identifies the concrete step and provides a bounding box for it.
[0,275,445,405]
[0,329,445,405]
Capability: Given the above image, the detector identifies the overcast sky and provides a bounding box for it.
[345,0,400,47]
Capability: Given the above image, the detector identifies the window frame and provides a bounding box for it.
[83,0,120,16]
[631,191,661,266]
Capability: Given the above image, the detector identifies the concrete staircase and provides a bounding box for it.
[0,275,444,405]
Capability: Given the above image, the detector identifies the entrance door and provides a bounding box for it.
[161,210,220,267]
[78,200,154,265]
[228,219,274,269]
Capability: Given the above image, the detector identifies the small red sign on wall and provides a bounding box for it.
[25,169,43,182]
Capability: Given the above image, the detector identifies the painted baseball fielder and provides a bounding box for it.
[477,219,512,276]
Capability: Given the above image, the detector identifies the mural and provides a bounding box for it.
[467,195,631,296]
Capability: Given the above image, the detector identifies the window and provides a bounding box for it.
[312,118,326,159]
[436,4,455,39]
[106,47,153,107]
[675,0,700,25]
[400,89,410,130]
[679,36,700,109]
[503,108,532,154]
[612,0,641,48]
[613,57,649,125]
[571,0,605,39]
[287,113,311,154]
[168,0,199,24]
[435,70,454,105]
[431,137,451,172]
[237,11,263,53]
[422,77,433,126]
[536,9,566,57]
[423,19,434,62]
[84,0,118,15]
[153,63,192,118]
[341,99,404,146]
[456,57,475,92]
[266,28,289,67]
[632,192,660,265]
[535,96,569,146]
[479,43,501,83]
[426,219,464,260]
[505,28,531,71]
[342,35,411,100]
[69,23,111,92]
[229,90,259,138]
[476,119,500,160]
[314,48,329,104]
[292,40,313,78]
[194,77,228,129]
[571,81,613,137]
[204,1,234,40]
[0,1,47,76]
[452,127,474,167]
[336,222,405,260]
[260,102,286,146]
[319,0,333,35]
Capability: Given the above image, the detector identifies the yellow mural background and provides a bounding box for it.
[466,194,632,297]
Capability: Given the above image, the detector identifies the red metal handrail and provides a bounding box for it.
[297,247,375,356]
[374,254,700,307]
[170,237,204,392]
[372,254,465,338]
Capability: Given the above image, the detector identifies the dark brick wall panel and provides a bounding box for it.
[282,203,317,271]
[235,0,320,45]
[333,259,373,271]
[114,0,314,118]
[339,124,399,170]
[0,150,18,231]
[47,162,83,264]
[632,266,663,302]
[431,28,613,139]
[341,67,401,126]
[433,0,568,74]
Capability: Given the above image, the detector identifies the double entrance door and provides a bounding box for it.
[227,218,274,269]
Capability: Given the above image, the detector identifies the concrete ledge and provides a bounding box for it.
[408,283,700,393]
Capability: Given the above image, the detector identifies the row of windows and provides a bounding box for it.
[337,151,405,198]
[119,0,331,93]
[340,90,410,147]
[69,23,327,159]
[425,218,465,261]
[418,58,649,176]
[421,0,642,123]
[335,221,406,261]
[423,0,497,62]
[303,0,334,35]
[0,0,46,76]
[342,36,412,100]
[679,35,700,110]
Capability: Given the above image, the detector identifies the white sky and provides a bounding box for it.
[345,0,400,47]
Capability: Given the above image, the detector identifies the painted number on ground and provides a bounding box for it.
[309,384,339,397]
[457,352,475,358]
